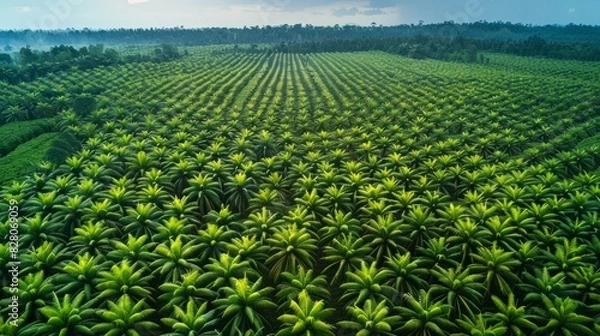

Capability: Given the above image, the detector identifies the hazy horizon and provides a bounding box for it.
[0,0,598,31]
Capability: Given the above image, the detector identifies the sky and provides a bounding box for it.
[0,0,598,30]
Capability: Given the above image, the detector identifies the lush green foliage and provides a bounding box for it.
[0,118,55,156]
[2,47,600,335]
[0,132,59,186]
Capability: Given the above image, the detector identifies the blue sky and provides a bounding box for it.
[0,0,597,30]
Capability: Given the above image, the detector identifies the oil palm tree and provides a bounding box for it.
[266,224,318,281]
[225,172,258,216]
[322,234,372,285]
[454,314,507,336]
[68,220,117,256]
[400,205,442,251]
[158,268,216,314]
[1,271,54,324]
[337,299,400,336]
[18,213,66,248]
[91,294,159,336]
[243,207,284,243]
[213,276,277,335]
[227,235,270,274]
[150,235,201,282]
[92,260,154,307]
[276,290,336,336]
[121,203,162,237]
[471,244,521,298]
[198,254,259,293]
[319,210,362,245]
[341,261,395,307]
[161,299,220,336]
[532,295,596,336]
[518,268,578,306]
[448,218,492,267]
[18,292,96,336]
[53,252,106,302]
[384,252,428,303]
[395,289,457,336]
[192,223,240,264]
[415,236,461,271]
[429,266,485,319]
[276,265,330,311]
[106,234,158,268]
[363,214,409,265]
[487,293,538,336]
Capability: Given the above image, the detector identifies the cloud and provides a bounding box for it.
[568,8,576,13]
[363,8,387,16]
[18,6,32,13]
[127,0,151,4]
[332,7,360,17]
[368,0,400,8]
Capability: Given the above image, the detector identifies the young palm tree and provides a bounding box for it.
[541,238,590,274]
[18,293,96,336]
[92,260,154,307]
[163,195,201,225]
[68,220,117,256]
[429,266,485,319]
[224,172,258,216]
[567,266,600,304]
[276,266,330,310]
[471,244,521,298]
[198,254,259,293]
[363,214,409,265]
[19,213,66,248]
[337,299,400,336]
[276,290,336,336]
[414,237,460,273]
[384,252,428,303]
[152,216,196,243]
[203,206,243,231]
[243,207,285,243]
[150,235,201,282]
[319,210,362,245]
[266,224,318,281]
[192,223,240,264]
[322,234,372,285]
[91,294,159,336]
[518,268,578,306]
[340,261,395,307]
[448,218,492,267]
[487,293,538,336]
[532,295,596,336]
[395,289,457,336]
[282,205,321,239]
[294,189,329,220]
[53,194,91,236]
[400,205,442,251]
[106,234,158,268]
[213,276,277,335]
[53,252,106,302]
[227,235,270,274]
[454,314,507,336]
[161,299,220,336]
[2,271,54,324]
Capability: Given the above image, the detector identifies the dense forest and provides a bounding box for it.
[221,34,600,64]
[0,43,182,84]
[2,21,600,49]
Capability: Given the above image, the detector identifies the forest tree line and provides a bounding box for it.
[0,43,182,84]
[224,34,600,63]
[2,21,600,48]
